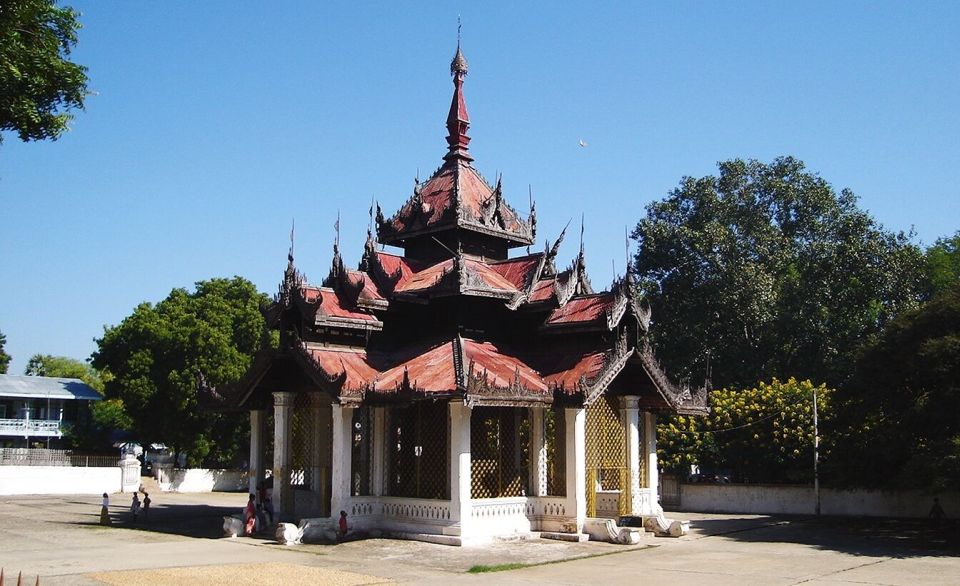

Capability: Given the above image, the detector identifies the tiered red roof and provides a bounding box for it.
[213,43,708,416]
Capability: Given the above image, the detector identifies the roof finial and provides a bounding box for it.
[445,21,472,163]
[288,218,296,263]
[334,210,340,253]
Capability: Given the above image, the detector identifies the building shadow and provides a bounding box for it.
[69,502,247,539]
[688,515,960,558]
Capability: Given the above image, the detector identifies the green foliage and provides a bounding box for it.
[0,0,89,143]
[826,282,960,490]
[0,328,10,373]
[632,157,924,390]
[924,232,960,299]
[93,277,269,467]
[659,378,832,484]
[24,353,106,393]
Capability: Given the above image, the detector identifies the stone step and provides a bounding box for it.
[540,531,589,543]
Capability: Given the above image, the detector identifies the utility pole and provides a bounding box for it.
[813,386,820,515]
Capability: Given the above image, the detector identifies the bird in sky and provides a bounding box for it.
[578,139,588,148]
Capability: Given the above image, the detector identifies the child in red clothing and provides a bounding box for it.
[338,510,348,540]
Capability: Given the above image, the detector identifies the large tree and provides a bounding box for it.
[93,277,270,467]
[924,231,960,299]
[0,0,88,143]
[632,157,924,390]
[0,328,10,373]
[25,353,104,392]
[826,282,960,490]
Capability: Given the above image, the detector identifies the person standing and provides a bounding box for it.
[130,493,141,523]
[244,494,257,536]
[142,492,151,521]
[99,493,111,526]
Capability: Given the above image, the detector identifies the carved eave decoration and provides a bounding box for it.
[375,163,536,247]
[635,343,710,415]
[202,347,281,411]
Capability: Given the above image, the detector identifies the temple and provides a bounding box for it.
[210,43,708,544]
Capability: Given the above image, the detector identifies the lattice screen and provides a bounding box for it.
[470,407,530,498]
[351,407,373,496]
[290,393,315,489]
[585,395,628,516]
[385,402,448,499]
[545,406,566,496]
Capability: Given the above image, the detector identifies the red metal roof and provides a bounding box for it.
[300,286,378,321]
[462,339,548,393]
[463,259,520,291]
[541,351,606,392]
[374,340,459,393]
[344,270,385,302]
[529,278,556,303]
[544,293,613,326]
[380,161,532,244]
[302,345,378,391]
[489,255,542,289]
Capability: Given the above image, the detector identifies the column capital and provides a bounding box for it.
[620,396,640,410]
[273,391,296,407]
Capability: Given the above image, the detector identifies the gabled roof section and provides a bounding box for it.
[376,161,535,247]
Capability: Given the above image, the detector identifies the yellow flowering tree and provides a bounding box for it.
[659,378,832,483]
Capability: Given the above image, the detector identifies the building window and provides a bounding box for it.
[385,402,448,499]
[351,407,373,496]
[470,407,530,498]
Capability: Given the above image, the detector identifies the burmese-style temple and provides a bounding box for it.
[212,44,707,544]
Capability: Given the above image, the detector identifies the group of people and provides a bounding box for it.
[98,489,151,526]
[243,483,274,535]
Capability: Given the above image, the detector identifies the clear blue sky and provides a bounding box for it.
[1,1,958,374]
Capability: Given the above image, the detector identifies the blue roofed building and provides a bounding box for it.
[0,374,102,449]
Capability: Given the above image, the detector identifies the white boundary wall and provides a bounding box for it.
[678,483,960,518]
[0,466,121,495]
[167,469,248,493]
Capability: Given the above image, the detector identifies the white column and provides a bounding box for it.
[372,407,386,496]
[529,407,547,497]
[272,392,295,517]
[565,407,586,531]
[448,401,472,536]
[621,397,642,515]
[642,411,659,496]
[330,403,354,518]
[248,409,265,495]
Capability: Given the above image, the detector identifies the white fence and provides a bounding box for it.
[676,483,960,518]
[164,468,248,493]
[0,466,121,495]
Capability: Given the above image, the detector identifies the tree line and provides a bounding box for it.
[633,156,959,490]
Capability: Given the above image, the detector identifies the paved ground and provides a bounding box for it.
[0,492,956,585]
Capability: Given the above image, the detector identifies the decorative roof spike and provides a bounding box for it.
[444,38,473,163]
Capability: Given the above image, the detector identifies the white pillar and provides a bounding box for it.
[565,407,586,532]
[330,403,354,518]
[272,392,295,517]
[248,409,265,495]
[372,407,386,496]
[621,397,642,515]
[529,407,547,497]
[642,411,659,496]
[448,401,472,536]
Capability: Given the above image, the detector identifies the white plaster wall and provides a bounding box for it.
[168,469,248,493]
[678,484,960,518]
[0,466,121,495]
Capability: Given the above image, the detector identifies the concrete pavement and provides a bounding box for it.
[0,492,956,585]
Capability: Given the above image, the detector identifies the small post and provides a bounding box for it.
[813,386,820,516]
